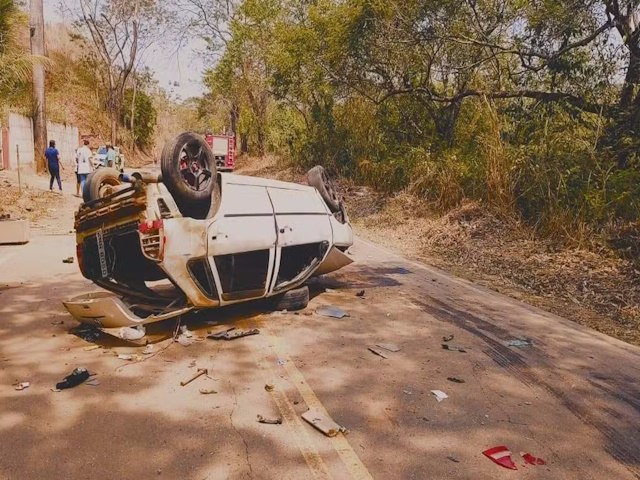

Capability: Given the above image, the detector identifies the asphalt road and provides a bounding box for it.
[0,200,639,479]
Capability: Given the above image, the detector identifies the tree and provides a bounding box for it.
[121,87,157,149]
[0,0,37,98]
[68,0,165,145]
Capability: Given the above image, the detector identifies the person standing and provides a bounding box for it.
[106,144,117,168]
[76,139,93,195]
[45,140,63,191]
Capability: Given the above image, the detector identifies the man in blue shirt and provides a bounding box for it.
[44,140,63,191]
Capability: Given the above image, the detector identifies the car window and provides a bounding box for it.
[187,258,219,299]
[98,147,107,154]
[214,249,270,300]
[276,242,328,290]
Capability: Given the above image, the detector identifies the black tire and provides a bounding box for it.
[161,132,218,219]
[83,167,121,202]
[307,166,340,212]
[270,286,309,311]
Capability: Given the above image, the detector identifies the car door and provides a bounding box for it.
[267,186,332,293]
[207,181,277,302]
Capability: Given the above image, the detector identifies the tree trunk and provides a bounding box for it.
[130,78,137,150]
[229,102,239,136]
[30,0,47,173]
[621,47,640,108]
[111,113,117,146]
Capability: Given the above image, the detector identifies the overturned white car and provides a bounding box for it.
[63,132,353,331]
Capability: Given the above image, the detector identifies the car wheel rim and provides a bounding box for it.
[178,140,213,192]
[321,169,338,203]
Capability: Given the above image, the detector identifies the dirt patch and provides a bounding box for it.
[237,155,640,346]
[0,176,65,223]
[353,195,640,346]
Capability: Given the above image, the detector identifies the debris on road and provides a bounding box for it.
[51,320,64,326]
[264,383,275,392]
[276,359,287,366]
[142,344,154,355]
[176,325,195,346]
[117,354,133,361]
[301,409,347,437]
[368,346,388,359]
[72,325,101,343]
[441,344,467,352]
[257,414,283,425]
[83,345,101,352]
[447,377,465,383]
[207,327,260,341]
[376,343,400,352]
[441,343,466,352]
[431,390,449,402]
[521,452,546,465]
[199,388,217,395]
[117,326,146,341]
[55,367,90,390]
[508,339,533,348]
[446,455,460,463]
[442,334,454,342]
[13,382,30,391]
[356,290,365,297]
[180,368,208,386]
[62,257,74,264]
[315,306,349,319]
[85,378,101,386]
[483,446,518,470]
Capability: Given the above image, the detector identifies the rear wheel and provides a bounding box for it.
[270,286,309,311]
[83,168,121,202]
[161,132,218,219]
[307,166,340,212]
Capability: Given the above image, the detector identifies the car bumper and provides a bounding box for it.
[63,291,192,328]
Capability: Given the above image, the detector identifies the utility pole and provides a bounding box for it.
[30,0,47,174]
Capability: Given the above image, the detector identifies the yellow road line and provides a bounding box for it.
[267,332,374,480]
[269,384,334,480]
[256,335,333,479]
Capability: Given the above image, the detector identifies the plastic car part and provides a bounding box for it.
[482,446,518,470]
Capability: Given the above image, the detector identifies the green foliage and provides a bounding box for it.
[122,88,157,149]
[0,0,35,108]
[196,0,640,248]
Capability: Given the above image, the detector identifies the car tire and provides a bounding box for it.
[83,167,121,202]
[270,286,310,311]
[307,166,340,212]
[161,132,218,219]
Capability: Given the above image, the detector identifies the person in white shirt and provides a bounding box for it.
[76,139,94,196]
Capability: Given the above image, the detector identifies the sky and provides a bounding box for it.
[41,0,208,100]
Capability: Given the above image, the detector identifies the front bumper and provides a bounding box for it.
[63,291,192,328]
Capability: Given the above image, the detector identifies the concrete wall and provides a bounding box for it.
[4,113,79,169]
[7,113,35,169]
[47,121,79,167]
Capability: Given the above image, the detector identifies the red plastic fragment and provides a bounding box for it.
[522,452,546,465]
[483,446,518,470]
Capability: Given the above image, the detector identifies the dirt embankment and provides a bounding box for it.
[237,156,640,346]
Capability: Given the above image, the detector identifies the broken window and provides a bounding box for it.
[276,242,328,290]
[187,258,219,299]
[214,249,270,300]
